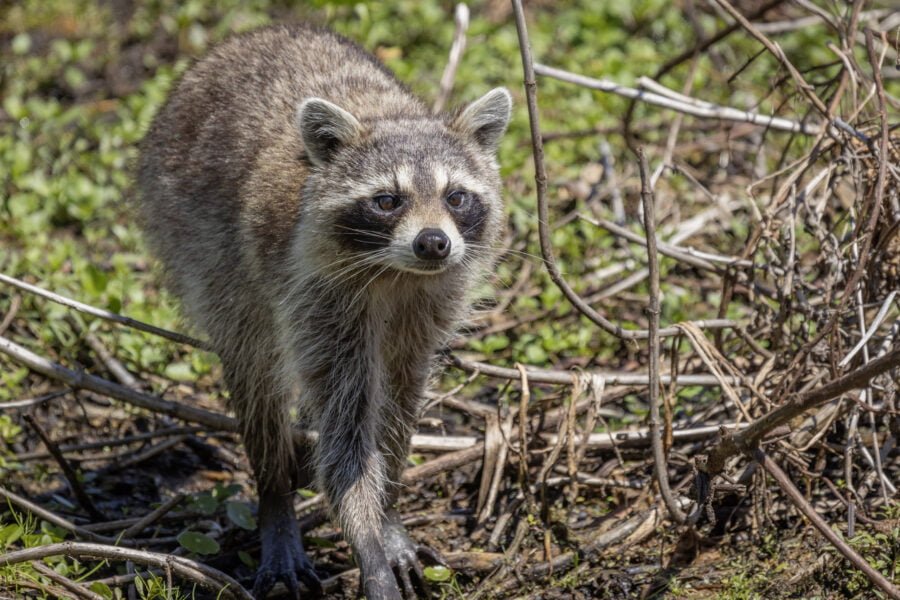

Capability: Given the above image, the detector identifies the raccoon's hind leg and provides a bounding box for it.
[223,358,322,599]
[254,485,321,599]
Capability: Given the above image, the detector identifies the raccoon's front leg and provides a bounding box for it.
[314,379,402,600]
[379,376,447,598]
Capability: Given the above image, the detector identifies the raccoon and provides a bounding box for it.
[136,24,511,599]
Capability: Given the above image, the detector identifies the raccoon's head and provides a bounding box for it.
[295,88,512,277]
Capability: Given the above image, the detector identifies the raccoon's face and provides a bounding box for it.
[296,88,511,277]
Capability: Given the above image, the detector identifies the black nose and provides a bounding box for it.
[413,228,451,260]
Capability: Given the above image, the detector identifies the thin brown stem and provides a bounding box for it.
[640,148,687,524]
[22,414,106,522]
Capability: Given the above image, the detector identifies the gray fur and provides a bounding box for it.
[136,23,509,599]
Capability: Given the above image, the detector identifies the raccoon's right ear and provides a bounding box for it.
[296,98,362,166]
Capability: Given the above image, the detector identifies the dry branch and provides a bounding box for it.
[0,273,208,349]
[0,542,253,600]
[640,148,687,524]
[21,414,106,522]
[448,354,741,387]
[0,335,237,432]
[535,63,820,134]
[432,3,469,113]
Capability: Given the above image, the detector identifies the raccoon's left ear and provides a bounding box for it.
[450,87,512,153]
[297,97,363,166]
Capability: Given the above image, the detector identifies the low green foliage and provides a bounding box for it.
[842,516,900,598]
[134,572,192,600]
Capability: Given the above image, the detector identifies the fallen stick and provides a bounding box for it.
[0,541,253,600]
[534,63,820,134]
[0,335,237,432]
[0,273,208,349]
[448,354,741,387]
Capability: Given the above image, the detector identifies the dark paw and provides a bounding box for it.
[382,519,446,599]
[253,536,322,599]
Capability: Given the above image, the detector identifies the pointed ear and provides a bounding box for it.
[296,98,362,166]
[450,87,512,153]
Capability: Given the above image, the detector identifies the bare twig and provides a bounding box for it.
[21,414,106,522]
[839,290,898,367]
[0,294,20,336]
[0,486,143,547]
[84,331,141,389]
[0,542,253,600]
[433,3,469,113]
[536,63,820,134]
[16,426,209,462]
[0,272,208,349]
[582,215,720,272]
[1,389,69,410]
[448,354,741,386]
[30,561,105,600]
[0,335,237,433]
[120,494,186,539]
[640,148,687,524]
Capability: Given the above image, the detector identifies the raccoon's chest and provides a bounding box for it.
[375,280,458,359]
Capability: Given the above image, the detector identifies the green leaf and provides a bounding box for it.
[226,501,256,531]
[177,531,220,555]
[106,294,122,314]
[82,264,108,296]
[213,483,242,500]
[11,33,31,55]
[524,344,547,364]
[89,581,114,599]
[0,523,23,547]
[423,565,452,582]
[190,493,217,515]
[304,536,336,549]
[164,361,194,382]
[237,550,257,569]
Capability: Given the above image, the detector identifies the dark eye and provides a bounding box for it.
[373,194,402,212]
[446,190,468,209]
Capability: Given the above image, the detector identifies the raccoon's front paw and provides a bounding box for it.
[253,531,322,599]
[382,513,446,599]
